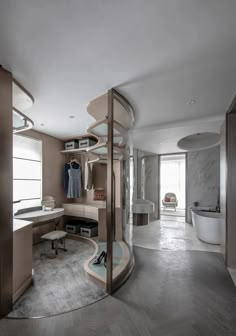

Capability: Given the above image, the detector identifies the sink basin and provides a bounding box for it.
[132,199,154,214]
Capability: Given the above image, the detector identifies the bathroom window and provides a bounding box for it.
[13,134,42,211]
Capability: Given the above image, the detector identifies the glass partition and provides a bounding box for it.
[106,89,134,294]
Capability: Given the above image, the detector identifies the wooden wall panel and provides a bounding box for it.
[226,113,236,268]
[0,67,13,317]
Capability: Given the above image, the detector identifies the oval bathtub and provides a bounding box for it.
[191,210,223,245]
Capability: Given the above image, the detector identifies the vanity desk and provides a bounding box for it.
[13,219,33,303]
[15,208,65,244]
[14,208,65,227]
[13,208,65,302]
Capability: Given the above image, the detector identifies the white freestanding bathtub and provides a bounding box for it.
[191,210,223,245]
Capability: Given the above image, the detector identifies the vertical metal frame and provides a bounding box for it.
[106,89,114,294]
[106,88,134,294]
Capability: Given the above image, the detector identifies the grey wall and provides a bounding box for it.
[143,155,159,220]
[133,148,147,200]
[186,146,220,223]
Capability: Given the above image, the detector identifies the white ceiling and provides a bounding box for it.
[1,1,236,151]
[131,115,224,154]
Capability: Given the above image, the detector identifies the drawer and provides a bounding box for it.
[84,212,98,221]
[63,204,85,217]
[63,204,99,220]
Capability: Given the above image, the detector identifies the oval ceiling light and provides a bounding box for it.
[177,132,220,151]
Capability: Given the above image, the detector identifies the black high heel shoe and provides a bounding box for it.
[104,252,107,268]
[93,251,106,265]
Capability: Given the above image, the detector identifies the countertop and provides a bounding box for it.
[63,203,106,209]
[14,208,64,223]
[13,219,33,232]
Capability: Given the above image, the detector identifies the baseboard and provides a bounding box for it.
[13,276,32,303]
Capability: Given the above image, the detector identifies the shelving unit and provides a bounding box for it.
[87,90,134,128]
[60,133,124,162]
[13,79,34,112]
[12,79,34,133]
[87,119,126,146]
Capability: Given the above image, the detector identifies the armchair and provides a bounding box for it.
[162,192,178,211]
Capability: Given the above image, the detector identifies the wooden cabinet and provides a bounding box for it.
[13,220,33,303]
[63,203,122,241]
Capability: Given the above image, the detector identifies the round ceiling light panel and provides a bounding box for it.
[177,132,220,151]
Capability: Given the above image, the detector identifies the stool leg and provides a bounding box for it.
[63,238,67,252]
[51,240,55,250]
[55,239,58,255]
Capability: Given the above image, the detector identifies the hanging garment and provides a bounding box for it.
[67,164,81,198]
[63,161,80,194]
[84,160,93,190]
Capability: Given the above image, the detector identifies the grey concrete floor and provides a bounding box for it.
[160,208,185,217]
[8,239,107,318]
[1,247,236,335]
[133,218,221,252]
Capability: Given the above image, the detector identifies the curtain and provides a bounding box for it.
[160,158,186,209]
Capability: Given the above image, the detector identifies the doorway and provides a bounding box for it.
[159,153,186,222]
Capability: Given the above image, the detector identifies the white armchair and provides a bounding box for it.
[162,192,178,211]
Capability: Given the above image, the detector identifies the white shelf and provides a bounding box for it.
[60,142,100,154]
[87,91,134,129]
[13,79,34,112]
[12,79,34,133]
[13,108,34,133]
[60,147,88,154]
[87,119,126,146]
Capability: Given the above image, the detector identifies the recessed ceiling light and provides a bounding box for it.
[69,115,75,119]
[40,123,44,126]
[186,98,196,105]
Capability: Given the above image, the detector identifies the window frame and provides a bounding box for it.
[13,134,43,210]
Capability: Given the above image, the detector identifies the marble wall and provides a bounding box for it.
[143,155,159,219]
[186,145,220,223]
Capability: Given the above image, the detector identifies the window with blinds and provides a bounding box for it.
[13,134,42,211]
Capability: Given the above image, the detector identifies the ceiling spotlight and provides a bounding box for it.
[186,98,196,105]
[69,115,75,119]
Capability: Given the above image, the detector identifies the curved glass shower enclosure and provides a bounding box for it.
[87,88,135,293]
[106,89,135,293]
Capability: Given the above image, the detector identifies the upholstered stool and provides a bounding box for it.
[41,230,67,256]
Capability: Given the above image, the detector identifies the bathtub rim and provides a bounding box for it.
[191,209,223,219]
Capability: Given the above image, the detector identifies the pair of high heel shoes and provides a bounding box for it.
[93,250,107,267]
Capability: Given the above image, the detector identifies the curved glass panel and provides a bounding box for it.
[106,90,134,293]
